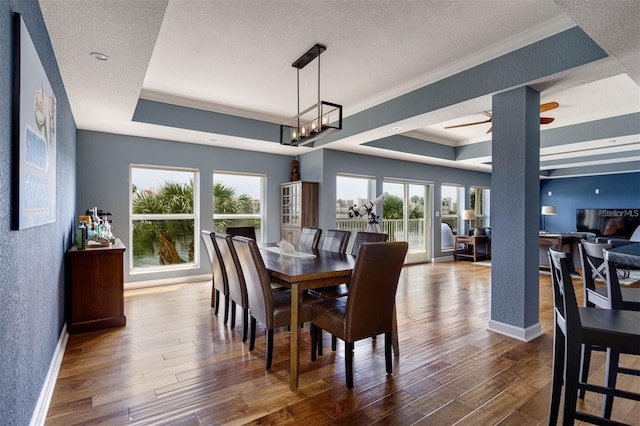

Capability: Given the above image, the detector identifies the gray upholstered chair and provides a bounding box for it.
[320,229,351,254]
[309,241,408,389]
[298,227,322,249]
[214,233,249,342]
[226,226,257,240]
[232,235,320,369]
[201,230,230,323]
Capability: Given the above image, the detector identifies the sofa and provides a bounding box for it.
[596,225,640,247]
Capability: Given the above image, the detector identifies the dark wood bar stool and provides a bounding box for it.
[548,247,640,425]
[578,241,640,415]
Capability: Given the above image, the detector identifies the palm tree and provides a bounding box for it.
[213,182,254,233]
[132,180,194,265]
[132,180,254,267]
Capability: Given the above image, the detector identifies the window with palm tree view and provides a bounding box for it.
[130,166,199,272]
[213,172,263,243]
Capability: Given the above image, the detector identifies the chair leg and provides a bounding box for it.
[242,308,249,342]
[548,325,565,426]
[311,324,317,362]
[223,295,230,324]
[602,348,620,419]
[213,288,219,312]
[345,342,354,389]
[385,331,392,375]
[317,329,323,356]
[266,329,274,370]
[562,337,581,425]
[249,317,257,351]
[331,335,337,351]
[579,343,592,399]
[230,302,236,329]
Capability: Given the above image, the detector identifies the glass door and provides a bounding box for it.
[383,180,432,263]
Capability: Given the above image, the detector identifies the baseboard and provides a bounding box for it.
[124,273,211,290]
[432,255,454,263]
[487,319,544,342]
[30,323,68,426]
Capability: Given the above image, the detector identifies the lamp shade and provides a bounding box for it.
[541,205,557,215]
[462,209,476,221]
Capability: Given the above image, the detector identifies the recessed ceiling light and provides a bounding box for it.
[90,52,109,61]
[392,126,402,131]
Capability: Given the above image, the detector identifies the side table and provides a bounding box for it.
[67,239,126,334]
[454,235,490,262]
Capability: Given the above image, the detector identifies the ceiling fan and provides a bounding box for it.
[444,102,559,133]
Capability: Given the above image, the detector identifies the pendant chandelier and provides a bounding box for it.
[280,43,342,147]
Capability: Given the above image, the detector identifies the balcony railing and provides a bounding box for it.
[336,218,425,251]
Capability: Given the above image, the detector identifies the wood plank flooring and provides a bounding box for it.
[46,261,640,425]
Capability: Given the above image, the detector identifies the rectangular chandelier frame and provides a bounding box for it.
[280,44,342,147]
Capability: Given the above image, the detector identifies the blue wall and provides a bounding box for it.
[76,130,293,284]
[0,1,76,424]
[540,172,640,233]
[308,149,492,258]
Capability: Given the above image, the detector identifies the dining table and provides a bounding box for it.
[606,242,640,268]
[259,244,355,390]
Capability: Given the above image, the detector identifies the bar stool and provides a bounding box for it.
[547,247,640,425]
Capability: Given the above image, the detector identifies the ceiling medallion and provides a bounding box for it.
[280,44,342,147]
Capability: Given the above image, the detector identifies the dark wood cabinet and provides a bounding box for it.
[67,239,126,334]
[280,181,318,244]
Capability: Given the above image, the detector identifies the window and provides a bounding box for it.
[441,184,464,236]
[383,180,432,263]
[130,165,199,273]
[470,186,490,228]
[335,174,376,250]
[213,172,264,243]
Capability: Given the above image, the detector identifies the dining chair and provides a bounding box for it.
[351,231,389,257]
[298,227,322,249]
[201,230,230,323]
[226,226,257,240]
[547,246,640,425]
[320,229,351,254]
[578,241,640,408]
[309,241,408,389]
[311,231,387,300]
[214,233,249,342]
[231,235,321,369]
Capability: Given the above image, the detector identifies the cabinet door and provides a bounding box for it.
[290,182,301,226]
[281,227,301,244]
[281,184,292,226]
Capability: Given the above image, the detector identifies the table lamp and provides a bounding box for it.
[462,209,476,236]
[541,205,556,232]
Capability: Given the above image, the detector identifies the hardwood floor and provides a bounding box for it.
[46,261,640,425]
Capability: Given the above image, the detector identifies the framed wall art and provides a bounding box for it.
[11,12,57,230]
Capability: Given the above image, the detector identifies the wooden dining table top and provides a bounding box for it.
[259,244,356,288]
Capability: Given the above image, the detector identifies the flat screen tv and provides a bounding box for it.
[576,208,640,238]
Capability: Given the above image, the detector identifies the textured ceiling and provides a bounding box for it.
[39,0,640,176]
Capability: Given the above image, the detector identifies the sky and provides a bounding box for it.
[131,167,262,199]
